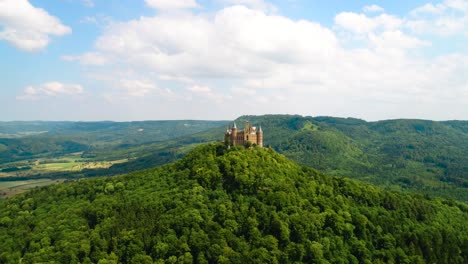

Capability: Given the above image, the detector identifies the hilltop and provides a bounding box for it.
[1,116,467,202]
[77,115,468,201]
[0,144,466,263]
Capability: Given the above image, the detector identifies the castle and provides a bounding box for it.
[225,121,263,147]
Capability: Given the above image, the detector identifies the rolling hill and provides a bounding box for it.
[1,116,467,202]
[0,144,466,263]
[84,115,468,201]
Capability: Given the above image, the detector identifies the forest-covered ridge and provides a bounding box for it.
[1,115,466,202]
[82,114,468,201]
[0,144,466,263]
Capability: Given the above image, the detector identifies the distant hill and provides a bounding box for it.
[94,115,468,201]
[1,116,467,201]
[0,144,466,263]
[266,115,468,201]
[0,120,228,163]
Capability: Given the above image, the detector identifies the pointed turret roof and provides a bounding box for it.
[233,122,237,129]
[258,125,263,133]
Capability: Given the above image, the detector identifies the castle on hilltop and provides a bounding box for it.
[225,121,263,147]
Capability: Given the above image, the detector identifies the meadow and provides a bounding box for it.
[0,179,65,198]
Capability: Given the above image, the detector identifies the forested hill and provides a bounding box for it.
[234,115,468,201]
[0,144,467,263]
[95,115,468,201]
[1,116,466,201]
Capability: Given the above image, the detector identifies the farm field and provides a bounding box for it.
[0,179,65,199]
[0,152,129,178]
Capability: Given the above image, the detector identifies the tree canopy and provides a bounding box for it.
[0,144,466,263]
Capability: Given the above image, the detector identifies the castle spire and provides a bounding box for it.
[258,125,263,133]
[233,122,237,129]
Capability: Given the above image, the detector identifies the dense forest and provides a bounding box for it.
[243,115,468,201]
[0,144,466,263]
[81,115,468,201]
[1,116,467,201]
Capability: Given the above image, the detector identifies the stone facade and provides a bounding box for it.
[225,121,263,147]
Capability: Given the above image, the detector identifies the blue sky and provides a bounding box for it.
[1,0,467,121]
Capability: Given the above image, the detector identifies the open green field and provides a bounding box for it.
[0,153,129,178]
[0,143,6,152]
[0,179,65,199]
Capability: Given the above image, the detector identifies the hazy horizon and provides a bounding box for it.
[0,114,467,123]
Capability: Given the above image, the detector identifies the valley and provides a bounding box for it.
[0,120,228,196]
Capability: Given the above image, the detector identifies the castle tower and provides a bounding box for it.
[256,125,263,147]
[231,122,238,145]
[245,121,251,133]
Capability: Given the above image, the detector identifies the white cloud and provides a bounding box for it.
[369,30,430,50]
[187,85,212,93]
[411,0,468,15]
[230,86,257,96]
[408,0,468,36]
[411,3,445,15]
[363,4,384,13]
[0,0,71,52]
[159,75,194,83]
[17,82,84,100]
[222,0,277,12]
[333,11,429,52]
[334,12,402,34]
[94,5,337,80]
[62,52,108,65]
[186,85,232,104]
[120,79,156,97]
[145,0,199,10]
[66,4,468,120]
[444,0,468,12]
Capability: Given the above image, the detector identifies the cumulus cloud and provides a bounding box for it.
[17,82,84,100]
[94,5,337,79]
[408,0,468,36]
[334,12,402,34]
[411,3,445,15]
[334,10,431,52]
[411,0,468,15]
[222,0,277,12]
[121,79,156,97]
[145,0,199,10]
[186,84,232,104]
[369,30,430,50]
[67,2,468,120]
[363,4,384,13]
[0,0,71,51]
[62,52,108,65]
